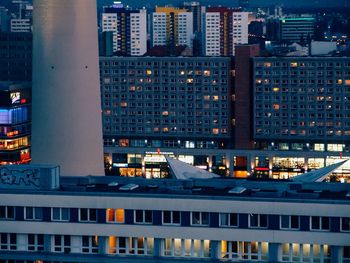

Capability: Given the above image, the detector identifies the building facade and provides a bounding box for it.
[102,6,147,56]
[151,7,193,49]
[266,16,315,43]
[253,57,350,152]
[0,32,32,81]
[202,8,248,56]
[0,82,31,165]
[0,168,349,262]
[100,56,233,177]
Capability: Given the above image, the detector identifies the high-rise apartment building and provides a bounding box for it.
[100,56,233,177]
[102,6,147,56]
[253,57,350,152]
[151,7,193,49]
[202,7,248,56]
[182,1,204,33]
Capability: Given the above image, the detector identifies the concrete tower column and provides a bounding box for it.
[32,0,104,176]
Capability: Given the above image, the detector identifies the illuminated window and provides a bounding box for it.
[129,86,136,91]
[273,104,280,110]
[273,87,280,92]
[179,70,185,75]
[314,144,324,151]
[109,236,154,255]
[290,62,298,67]
[163,238,210,258]
[337,79,343,84]
[212,95,219,101]
[263,62,271,67]
[327,144,344,152]
[203,95,210,101]
[212,128,219,134]
[221,241,268,260]
[345,80,350,85]
[146,70,152,75]
[119,139,129,147]
[107,208,125,223]
[162,111,169,116]
[162,127,169,133]
[203,70,211,76]
[120,102,128,107]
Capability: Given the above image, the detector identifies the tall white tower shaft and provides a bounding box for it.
[32,0,104,176]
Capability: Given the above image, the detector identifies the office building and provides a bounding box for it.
[102,6,147,56]
[151,7,194,49]
[0,82,31,164]
[202,7,249,56]
[32,0,104,176]
[266,16,315,43]
[0,164,349,262]
[0,32,32,81]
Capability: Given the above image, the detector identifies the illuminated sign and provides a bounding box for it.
[10,92,21,104]
[113,163,128,168]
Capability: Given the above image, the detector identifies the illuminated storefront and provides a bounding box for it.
[0,82,31,164]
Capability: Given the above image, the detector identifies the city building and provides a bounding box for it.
[0,32,32,81]
[253,56,350,151]
[32,0,104,176]
[181,1,204,34]
[0,82,31,165]
[266,16,315,43]
[99,52,350,181]
[10,18,31,32]
[151,7,194,49]
[0,7,10,32]
[101,5,147,56]
[0,164,349,262]
[9,1,32,33]
[100,56,234,177]
[202,7,249,56]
